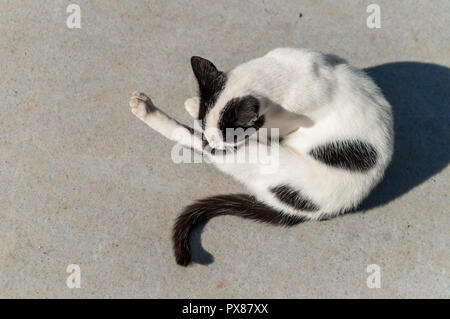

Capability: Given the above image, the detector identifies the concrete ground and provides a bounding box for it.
[0,0,449,298]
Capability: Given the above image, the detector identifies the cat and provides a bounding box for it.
[129,48,394,266]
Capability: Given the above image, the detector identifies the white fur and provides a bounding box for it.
[130,48,394,220]
[184,97,200,118]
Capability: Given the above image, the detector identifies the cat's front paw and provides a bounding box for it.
[129,91,155,119]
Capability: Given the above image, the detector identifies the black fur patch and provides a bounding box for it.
[218,95,265,144]
[309,140,378,171]
[190,56,227,127]
[271,185,319,212]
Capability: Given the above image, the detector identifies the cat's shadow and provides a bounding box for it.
[190,61,450,265]
[361,62,449,210]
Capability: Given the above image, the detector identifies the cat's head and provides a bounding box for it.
[188,56,265,150]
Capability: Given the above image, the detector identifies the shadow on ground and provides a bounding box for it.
[361,62,450,210]
[190,62,450,265]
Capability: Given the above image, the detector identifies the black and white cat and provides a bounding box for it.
[129,48,393,266]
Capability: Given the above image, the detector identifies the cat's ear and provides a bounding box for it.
[235,96,259,127]
[190,56,221,90]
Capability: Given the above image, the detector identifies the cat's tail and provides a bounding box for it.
[172,194,305,266]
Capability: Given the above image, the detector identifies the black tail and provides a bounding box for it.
[172,194,306,266]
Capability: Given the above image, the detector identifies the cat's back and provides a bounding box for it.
[264,47,328,65]
[231,48,393,152]
[264,49,393,171]
[228,48,339,114]
[230,48,329,81]
[261,48,393,148]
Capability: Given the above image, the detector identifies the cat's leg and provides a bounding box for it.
[129,92,203,152]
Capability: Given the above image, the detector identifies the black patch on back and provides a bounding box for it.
[218,95,265,144]
[270,185,319,212]
[309,140,378,171]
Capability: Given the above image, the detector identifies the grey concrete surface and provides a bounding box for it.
[0,0,449,298]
